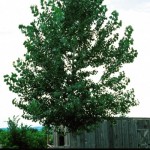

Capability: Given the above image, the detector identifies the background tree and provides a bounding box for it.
[0,129,9,148]
[4,0,138,133]
[0,116,48,149]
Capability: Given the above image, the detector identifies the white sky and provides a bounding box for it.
[0,0,150,128]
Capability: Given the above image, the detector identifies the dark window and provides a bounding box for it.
[58,134,64,146]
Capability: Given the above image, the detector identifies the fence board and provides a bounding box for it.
[121,119,129,148]
[137,119,150,148]
[107,121,113,148]
[112,119,123,148]
[95,123,102,148]
[70,133,77,148]
[102,120,109,148]
[84,130,95,148]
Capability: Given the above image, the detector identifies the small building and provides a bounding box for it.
[53,117,150,148]
[53,126,70,148]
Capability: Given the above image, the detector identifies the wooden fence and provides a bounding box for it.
[54,117,150,148]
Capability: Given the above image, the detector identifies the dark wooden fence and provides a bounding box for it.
[69,117,150,148]
[54,117,150,148]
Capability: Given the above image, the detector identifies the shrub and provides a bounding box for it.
[0,116,48,149]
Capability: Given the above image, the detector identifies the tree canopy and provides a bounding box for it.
[4,0,138,133]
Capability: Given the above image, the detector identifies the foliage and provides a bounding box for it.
[0,130,9,147]
[4,0,138,133]
[42,125,54,144]
[0,116,48,149]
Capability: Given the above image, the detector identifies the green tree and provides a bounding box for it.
[4,0,138,133]
[0,130,9,147]
[0,116,47,149]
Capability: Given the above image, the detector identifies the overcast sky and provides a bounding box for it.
[0,0,150,128]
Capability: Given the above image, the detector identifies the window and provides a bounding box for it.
[58,132,64,146]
